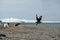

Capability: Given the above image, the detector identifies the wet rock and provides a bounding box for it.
[0,34,6,37]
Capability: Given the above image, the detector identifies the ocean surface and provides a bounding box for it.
[20,23,60,28]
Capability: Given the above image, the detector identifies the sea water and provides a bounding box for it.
[20,23,60,28]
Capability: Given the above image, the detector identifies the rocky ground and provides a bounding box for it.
[0,26,60,40]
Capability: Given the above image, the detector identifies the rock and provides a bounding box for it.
[0,34,6,37]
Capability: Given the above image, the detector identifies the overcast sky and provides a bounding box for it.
[0,0,60,21]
